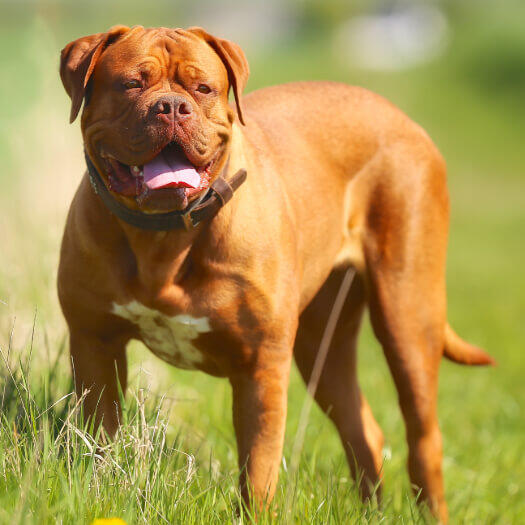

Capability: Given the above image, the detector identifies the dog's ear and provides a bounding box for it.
[187,27,250,125]
[60,25,130,123]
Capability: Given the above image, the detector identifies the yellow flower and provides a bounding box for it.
[91,518,126,525]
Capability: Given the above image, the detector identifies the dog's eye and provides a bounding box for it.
[124,79,142,89]
[196,84,211,94]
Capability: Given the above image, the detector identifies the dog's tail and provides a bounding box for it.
[443,323,496,366]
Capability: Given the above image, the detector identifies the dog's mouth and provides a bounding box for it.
[101,142,219,209]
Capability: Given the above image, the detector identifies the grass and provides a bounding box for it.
[0,1,524,523]
[0,336,426,524]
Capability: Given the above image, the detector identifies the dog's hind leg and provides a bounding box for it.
[294,269,384,501]
[363,153,449,522]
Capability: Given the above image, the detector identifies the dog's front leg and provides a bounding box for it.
[69,330,128,438]
[229,340,293,510]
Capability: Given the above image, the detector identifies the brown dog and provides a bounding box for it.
[58,25,494,522]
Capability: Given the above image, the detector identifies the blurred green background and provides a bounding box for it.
[0,0,524,523]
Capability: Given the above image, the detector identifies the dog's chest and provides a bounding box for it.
[112,301,211,369]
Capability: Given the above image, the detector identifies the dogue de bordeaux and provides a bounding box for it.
[58,25,494,522]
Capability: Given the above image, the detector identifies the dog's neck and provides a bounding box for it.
[114,122,250,299]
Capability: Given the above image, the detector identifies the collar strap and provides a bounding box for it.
[85,151,247,231]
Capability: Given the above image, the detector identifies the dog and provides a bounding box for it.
[58,25,494,522]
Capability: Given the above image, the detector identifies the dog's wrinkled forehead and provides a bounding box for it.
[96,27,229,87]
[61,25,249,124]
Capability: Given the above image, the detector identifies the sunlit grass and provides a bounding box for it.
[0,329,421,524]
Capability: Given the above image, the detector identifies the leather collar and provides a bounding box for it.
[85,150,247,231]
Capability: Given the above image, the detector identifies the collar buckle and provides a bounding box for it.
[181,211,199,230]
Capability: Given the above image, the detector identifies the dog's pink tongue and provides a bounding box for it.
[143,148,200,190]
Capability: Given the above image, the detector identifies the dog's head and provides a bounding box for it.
[60,25,249,212]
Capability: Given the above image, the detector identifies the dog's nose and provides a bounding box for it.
[153,95,193,121]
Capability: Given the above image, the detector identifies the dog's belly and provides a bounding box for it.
[112,301,211,369]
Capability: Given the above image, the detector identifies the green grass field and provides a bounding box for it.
[0,2,524,523]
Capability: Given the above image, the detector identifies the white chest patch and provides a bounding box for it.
[112,301,211,369]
